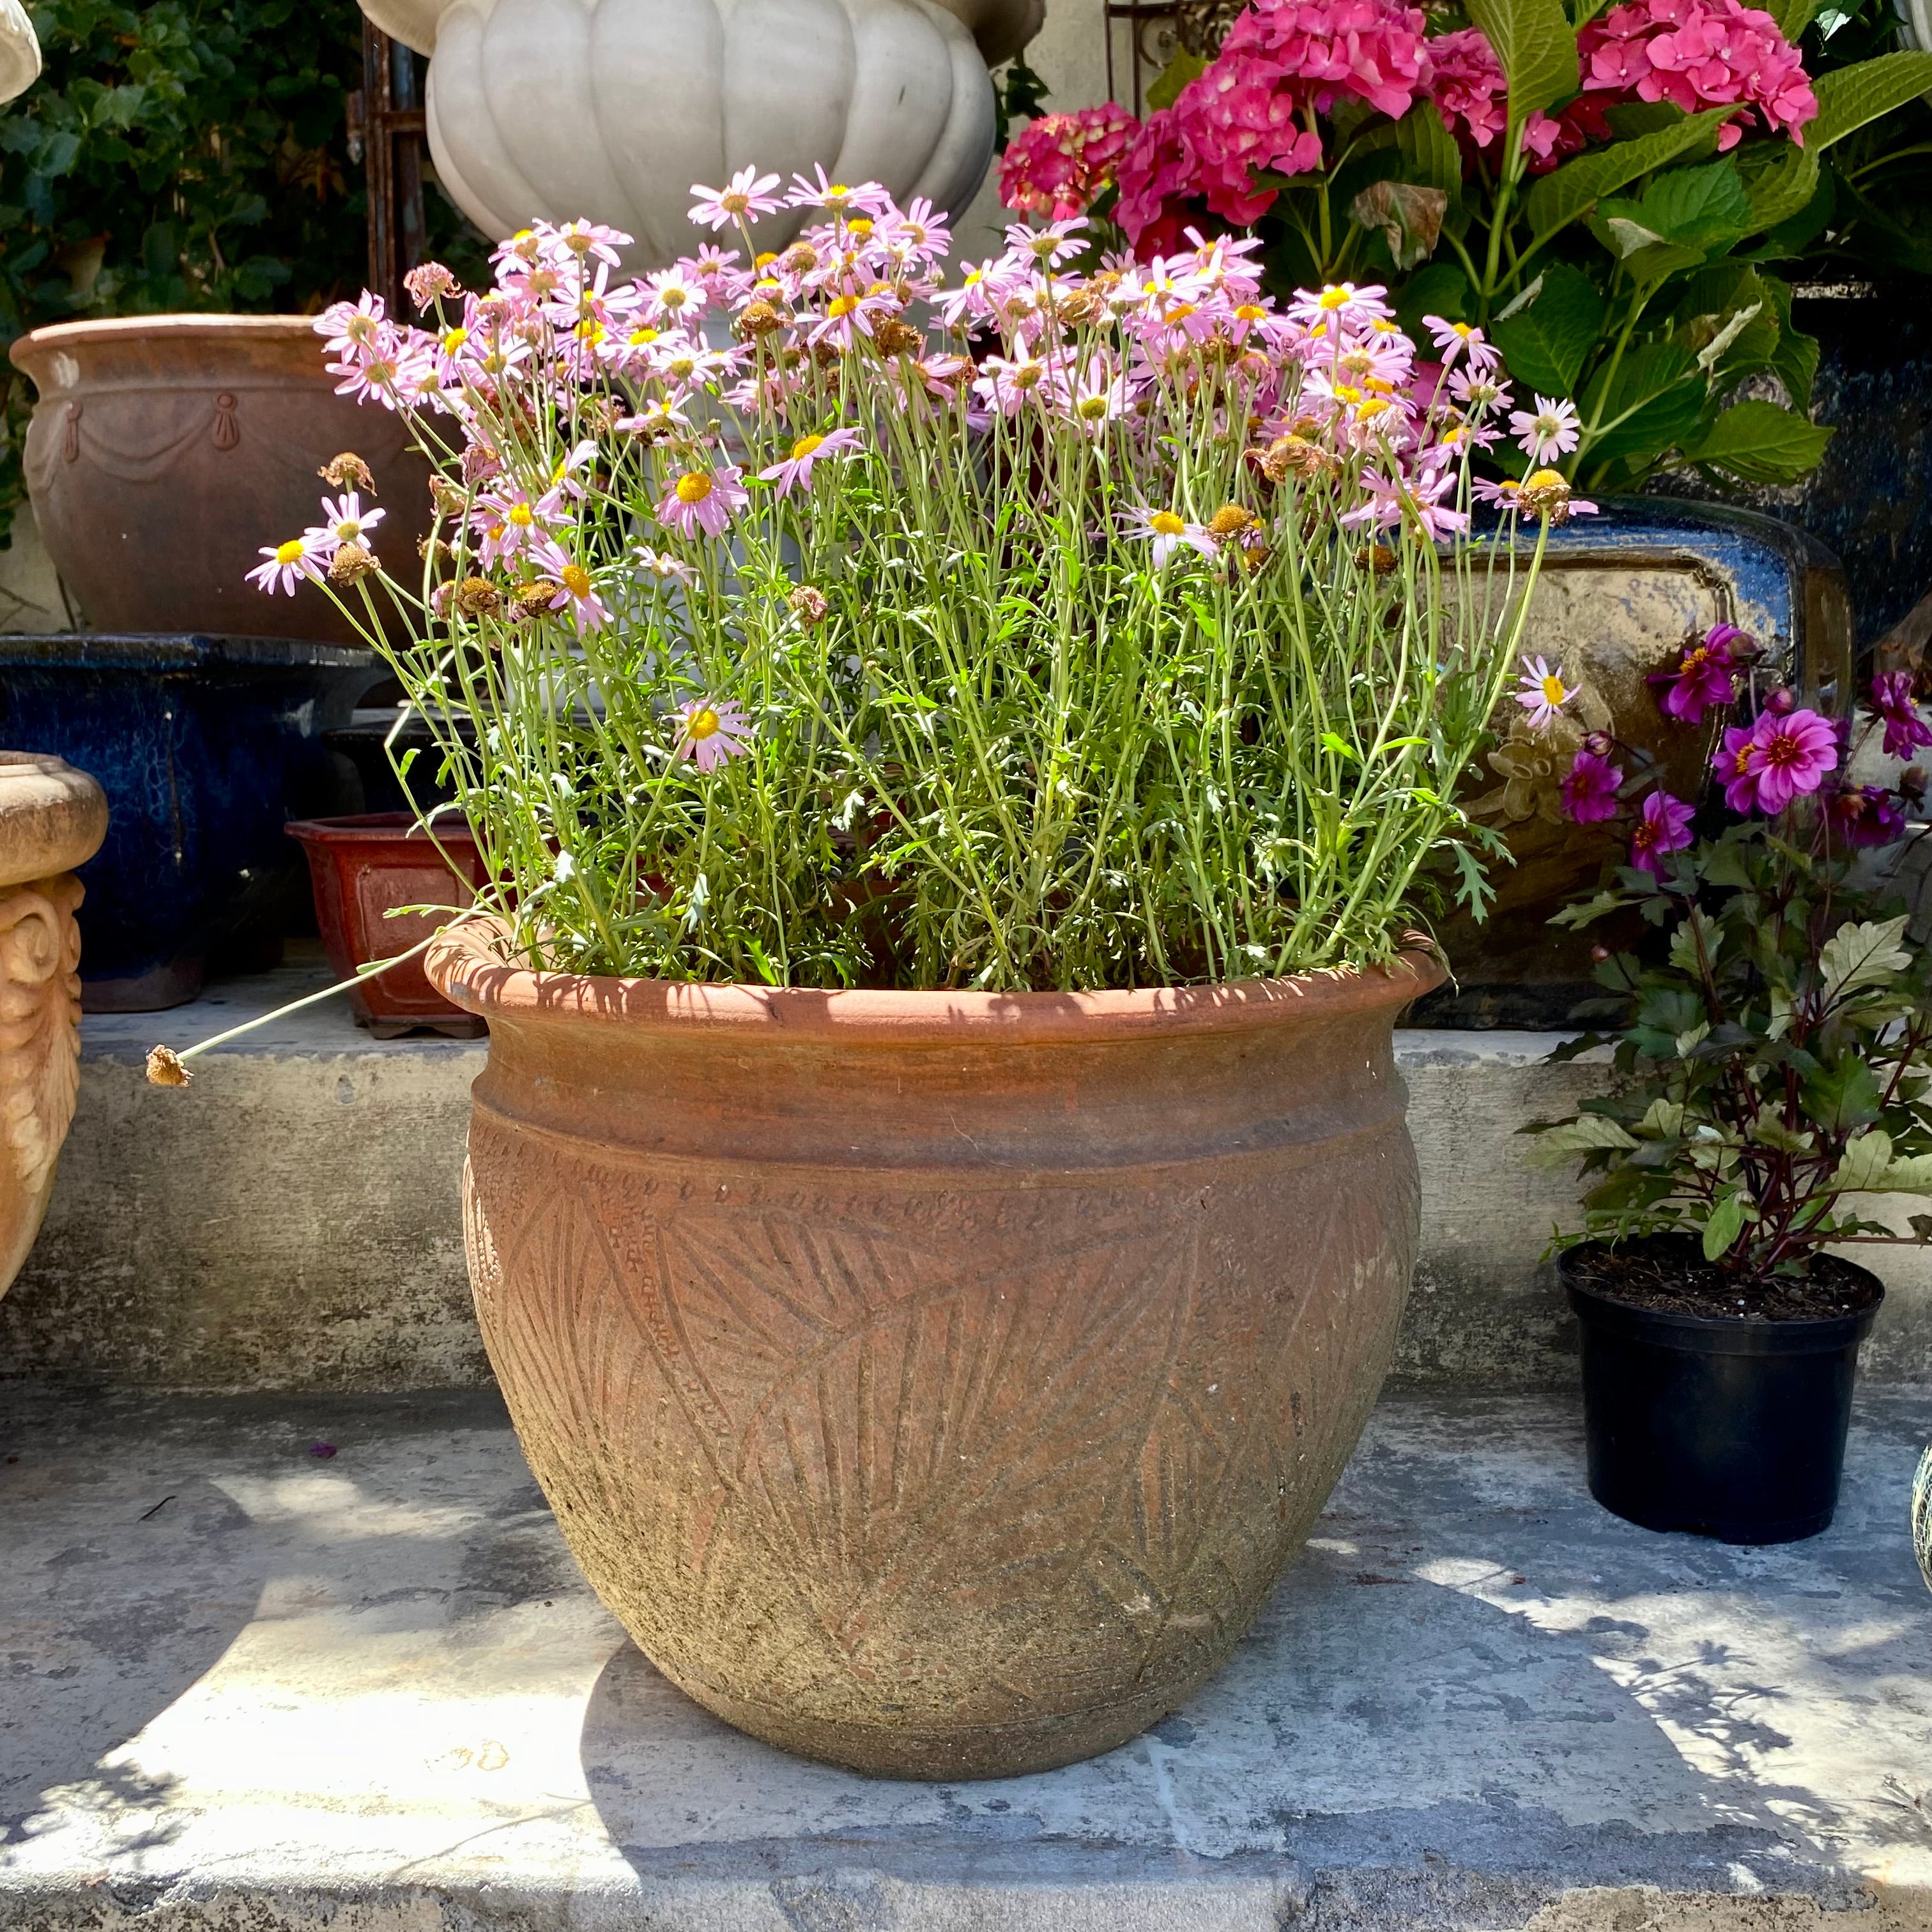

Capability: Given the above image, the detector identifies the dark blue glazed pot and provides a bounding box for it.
[0,634,373,1009]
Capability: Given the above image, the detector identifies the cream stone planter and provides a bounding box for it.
[0,755,107,1300]
[0,0,40,105]
[356,0,1043,269]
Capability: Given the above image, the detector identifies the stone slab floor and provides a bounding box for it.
[2,1383,1929,1932]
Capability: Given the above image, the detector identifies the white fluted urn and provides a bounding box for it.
[357,0,1042,271]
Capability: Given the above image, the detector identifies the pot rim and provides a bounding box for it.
[425,918,1446,1045]
[286,813,480,848]
[1559,1238,1884,1349]
[10,313,323,364]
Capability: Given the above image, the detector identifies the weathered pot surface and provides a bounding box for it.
[427,924,1441,1778]
[0,753,107,1299]
[9,315,429,645]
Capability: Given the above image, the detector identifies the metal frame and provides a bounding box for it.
[347,24,428,314]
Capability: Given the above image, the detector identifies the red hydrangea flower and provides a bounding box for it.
[1000,105,1142,222]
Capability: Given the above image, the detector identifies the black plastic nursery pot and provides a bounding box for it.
[1560,1242,1882,1546]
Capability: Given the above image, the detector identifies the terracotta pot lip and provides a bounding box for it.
[425,920,1445,1042]
[11,313,321,365]
[286,813,479,847]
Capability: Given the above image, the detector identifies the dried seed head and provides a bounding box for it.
[1256,433,1333,485]
[736,299,786,339]
[789,584,829,625]
[454,576,503,617]
[146,1045,191,1087]
[428,475,468,516]
[1206,503,1260,540]
[328,540,379,585]
[870,318,922,358]
[318,451,374,492]
[778,243,818,276]
[1516,467,1575,523]
[403,261,459,308]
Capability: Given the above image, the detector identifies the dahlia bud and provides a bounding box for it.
[789,585,830,625]
[318,451,375,493]
[1590,945,1611,963]
[1582,732,1614,758]
[1765,686,1797,716]
[1903,765,1928,802]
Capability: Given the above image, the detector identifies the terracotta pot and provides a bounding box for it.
[288,814,489,1038]
[425,924,1441,1779]
[8,316,431,647]
[0,753,107,1300]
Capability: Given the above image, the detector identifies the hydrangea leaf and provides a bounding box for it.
[1522,107,1731,238]
[1489,263,1605,395]
[1465,0,1580,124]
[1809,52,1932,152]
[1677,401,1833,486]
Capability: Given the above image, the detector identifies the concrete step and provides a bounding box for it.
[1,1384,1927,1930]
[3,956,1930,1394]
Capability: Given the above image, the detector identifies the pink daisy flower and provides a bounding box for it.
[675,697,753,771]
[1514,655,1575,732]
[1510,395,1581,465]
[1122,505,1218,567]
[247,532,326,595]
[759,427,863,497]
[687,167,783,233]
[306,491,386,562]
[656,464,749,540]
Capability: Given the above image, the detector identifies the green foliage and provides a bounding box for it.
[1523,824,1932,1294]
[992,54,1050,150]
[0,0,482,549]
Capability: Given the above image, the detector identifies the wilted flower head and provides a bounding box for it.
[1870,671,1932,762]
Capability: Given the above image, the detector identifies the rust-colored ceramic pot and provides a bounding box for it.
[9,316,430,646]
[427,924,1441,1779]
[287,814,488,1039]
[0,753,107,1300]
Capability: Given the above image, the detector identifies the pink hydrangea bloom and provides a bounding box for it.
[1000,105,1141,222]
[1630,790,1696,874]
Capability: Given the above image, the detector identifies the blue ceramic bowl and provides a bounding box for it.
[0,634,374,1009]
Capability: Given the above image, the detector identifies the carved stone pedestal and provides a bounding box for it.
[0,754,107,1300]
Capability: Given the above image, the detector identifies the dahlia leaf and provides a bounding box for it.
[1821,916,1913,1004]
[1676,400,1832,484]
[1701,1190,1747,1261]
[1809,52,1932,151]
[1465,0,1579,125]
[1522,107,1731,238]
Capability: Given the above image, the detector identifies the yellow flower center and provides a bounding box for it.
[755,251,778,268]
[560,564,591,596]
[1317,286,1349,310]
[687,705,721,741]
[1167,302,1197,323]
[847,218,873,237]
[576,319,604,342]
[441,327,468,353]
[1540,674,1566,705]
[1150,511,1185,537]
[1358,397,1392,422]
[676,472,713,504]
[827,295,861,319]
[629,325,659,346]
[1525,468,1566,489]
[1234,303,1265,321]
[1332,384,1363,406]
[275,538,306,565]
[660,286,687,309]
[790,433,825,460]
[508,502,534,527]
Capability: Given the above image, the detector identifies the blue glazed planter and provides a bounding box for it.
[0,634,373,1009]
